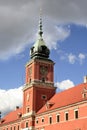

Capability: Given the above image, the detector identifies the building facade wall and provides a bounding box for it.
[35,101,87,130]
[1,101,87,130]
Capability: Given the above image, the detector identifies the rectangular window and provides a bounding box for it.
[57,115,60,122]
[14,126,16,130]
[49,116,52,124]
[18,125,20,130]
[27,107,30,113]
[10,127,12,130]
[36,119,38,124]
[26,122,28,128]
[75,110,78,119]
[26,106,30,113]
[65,112,68,121]
[42,118,44,123]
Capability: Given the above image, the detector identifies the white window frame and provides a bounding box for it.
[49,116,52,124]
[65,112,69,121]
[41,117,44,123]
[74,109,79,119]
[36,118,39,124]
[56,114,60,123]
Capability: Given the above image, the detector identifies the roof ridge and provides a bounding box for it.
[56,83,87,95]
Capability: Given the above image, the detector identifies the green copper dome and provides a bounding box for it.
[34,38,46,51]
[30,38,50,59]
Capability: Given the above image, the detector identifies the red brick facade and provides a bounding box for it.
[0,22,87,130]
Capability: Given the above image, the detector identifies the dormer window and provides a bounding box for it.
[31,47,34,53]
[46,101,54,109]
[41,46,46,52]
[0,119,5,124]
[17,112,22,118]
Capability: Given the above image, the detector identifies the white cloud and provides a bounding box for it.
[68,53,77,64]
[0,0,87,60]
[78,53,86,64]
[60,52,87,65]
[55,79,74,91]
[67,53,86,64]
[44,25,70,49]
[0,86,23,117]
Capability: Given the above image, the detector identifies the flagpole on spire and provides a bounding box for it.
[38,4,43,39]
[30,1,50,59]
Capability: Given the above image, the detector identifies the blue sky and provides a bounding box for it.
[54,25,87,84]
[0,0,87,116]
[0,24,87,90]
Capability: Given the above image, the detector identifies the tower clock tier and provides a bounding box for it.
[25,58,54,85]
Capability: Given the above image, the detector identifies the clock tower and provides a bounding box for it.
[22,13,56,129]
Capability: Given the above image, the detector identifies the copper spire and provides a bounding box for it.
[38,8,43,39]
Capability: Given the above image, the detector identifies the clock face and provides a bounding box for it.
[40,66,48,75]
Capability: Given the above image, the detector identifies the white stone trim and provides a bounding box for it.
[22,111,35,118]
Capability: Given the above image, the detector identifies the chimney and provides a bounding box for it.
[84,76,87,83]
